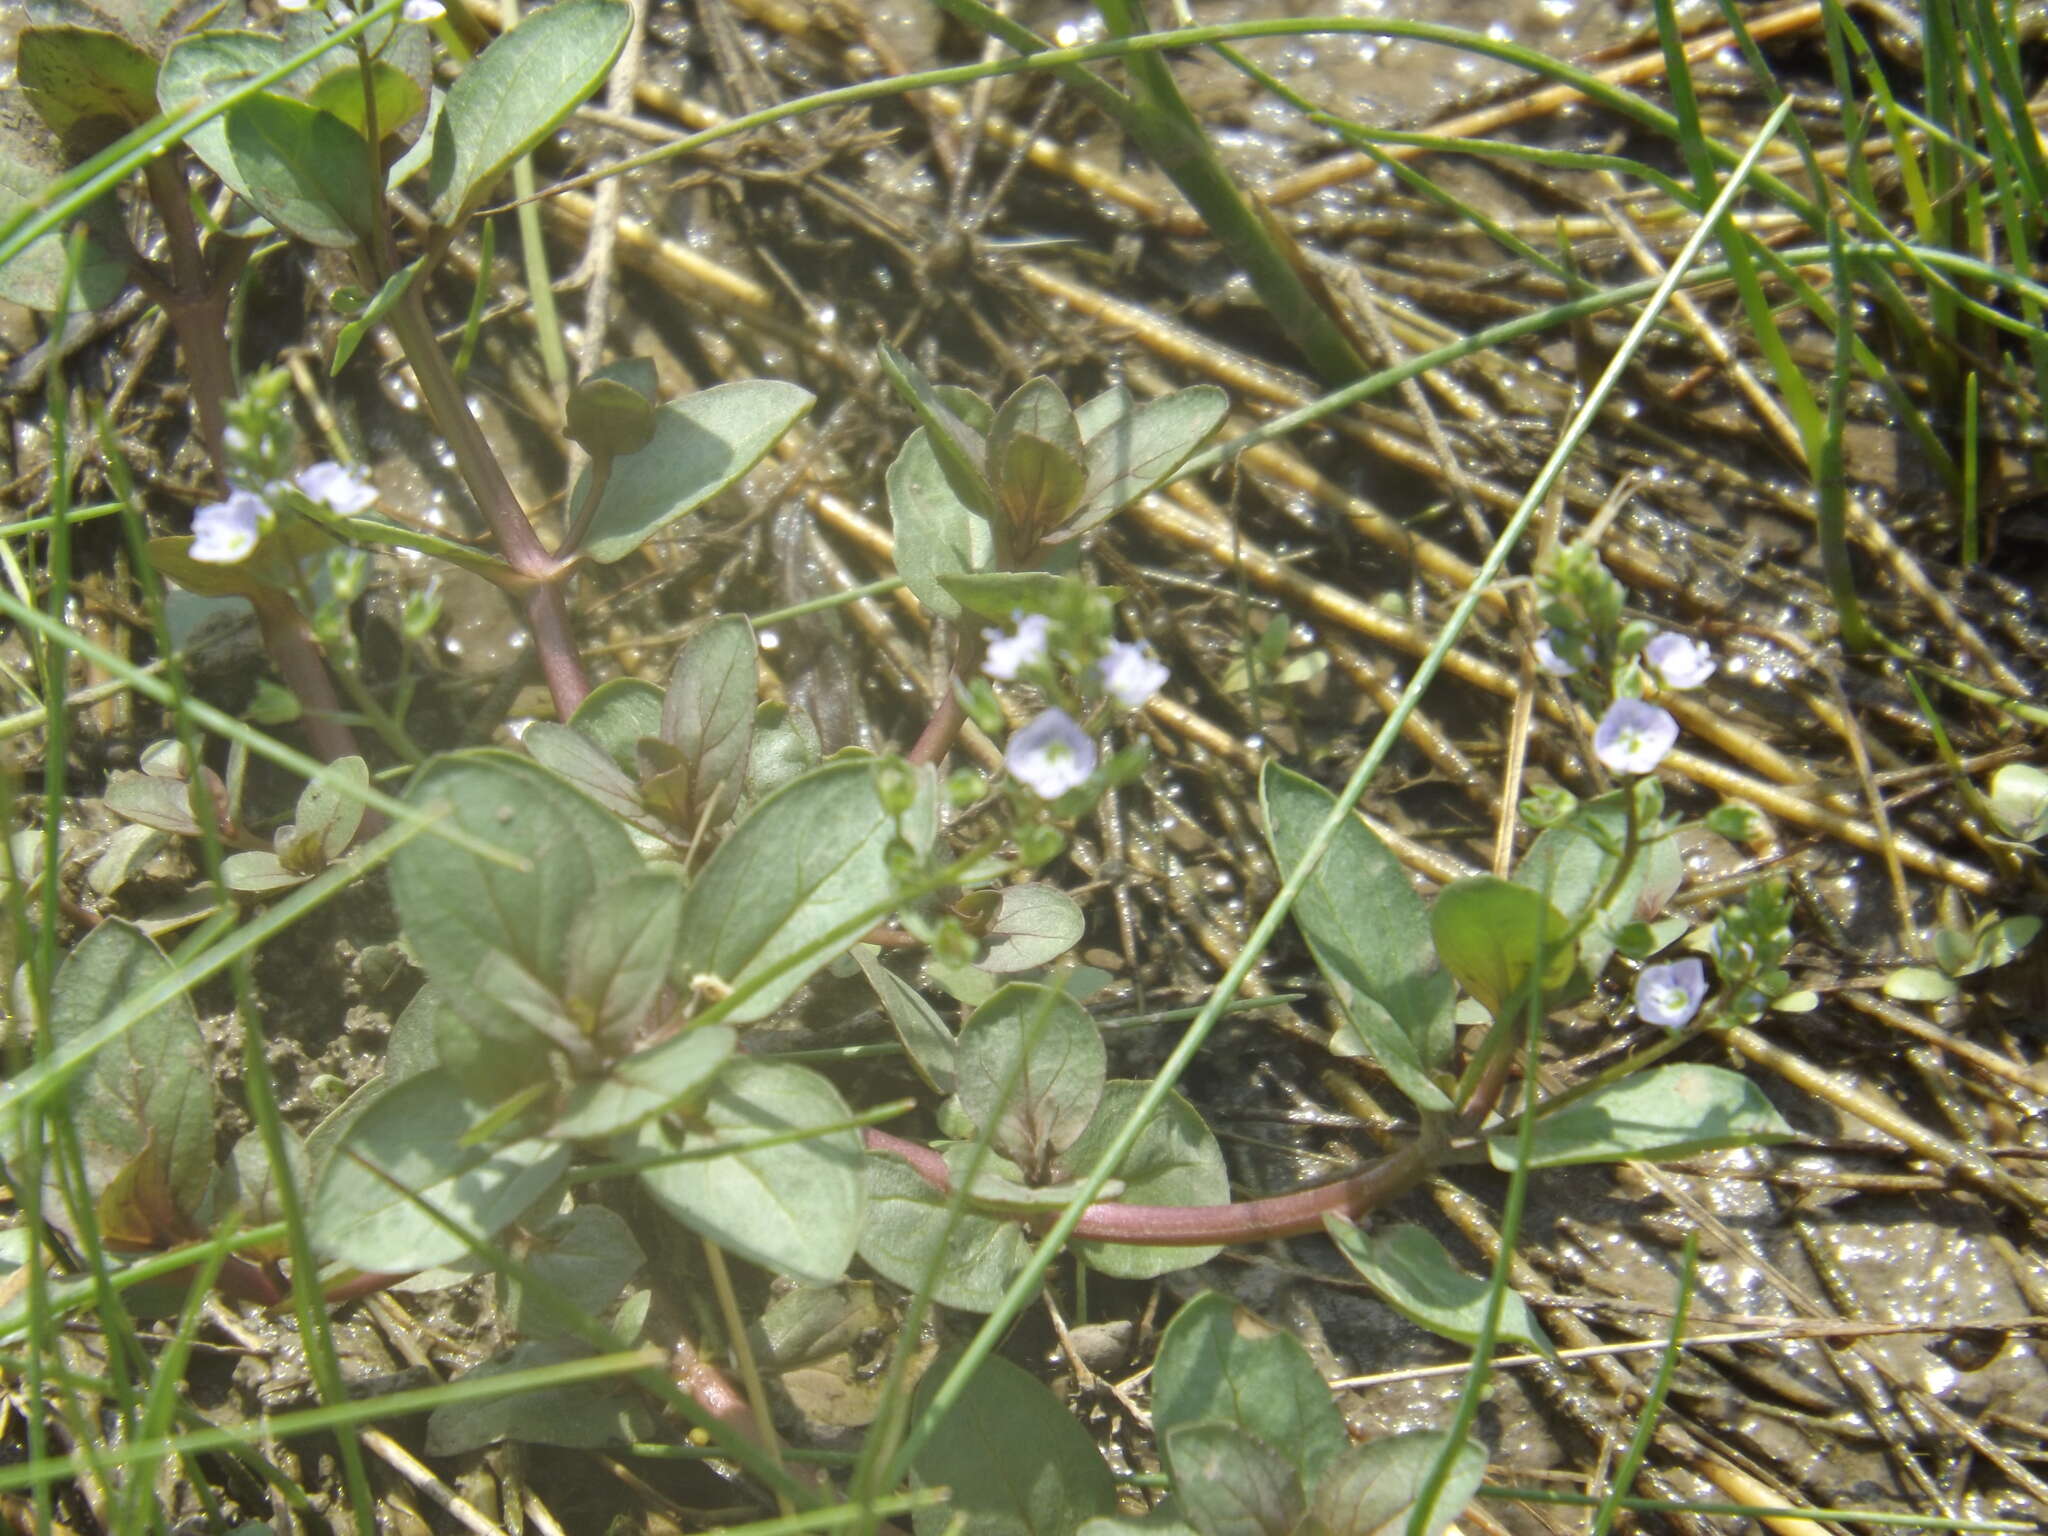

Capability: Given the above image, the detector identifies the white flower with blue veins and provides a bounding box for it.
[189,489,271,565]
[1593,698,1678,776]
[982,612,1052,680]
[1635,957,1709,1028]
[296,461,379,515]
[402,0,445,19]
[1643,631,1716,690]
[1006,708,1096,798]
[1097,639,1168,708]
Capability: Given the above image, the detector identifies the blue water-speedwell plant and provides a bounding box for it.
[6,3,1971,1531]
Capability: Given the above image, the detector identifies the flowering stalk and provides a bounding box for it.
[131,140,366,764]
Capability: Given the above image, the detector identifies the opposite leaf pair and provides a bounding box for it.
[883,345,1229,618]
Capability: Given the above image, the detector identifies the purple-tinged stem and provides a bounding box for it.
[385,287,591,716]
[251,591,362,767]
[908,627,985,767]
[863,1127,1430,1244]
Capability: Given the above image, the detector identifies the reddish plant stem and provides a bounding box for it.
[386,289,554,573]
[907,627,985,767]
[667,1331,830,1498]
[385,287,591,716]
[859,923,924,948]
[250,591,362,766]
[862,1127,1433,1244]
[1457,1033,1519,1134]
[523,583,593,716]
[141,151,237,472]
[203,1255,288,1307]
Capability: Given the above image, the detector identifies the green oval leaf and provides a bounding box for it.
[565,868,687,1052]
[853,946,956,1093]
[1262,763,1454,1110]
[856,1147,1031,1313]
[909,1350,1116,1536]
[877,341,996,521]
[1989,762,2048,842]
[510,1203,646,1333]
[886,424,994,619]
[392,751,640,1076]
[955,983,1106,1169]
[937,569,1088,623]
[977,883,1084,974]
[674,757,920,1024]
[1061,384,1229,539]
[305,58,425,140]
[158,29,292,207]
[19,25,161,152]
[1165,1421,1305,1536]
[1308,1430,1488,1536]
[310,1068,570,1271]
[632,1058,864,1285]
[522,721,654,829]
[222,850,307,893]
[40,921,215,1245]
[743,701,823,805]
[569,676,663,774]
[428,0,632,228]
[566,374,657,458]
[549,1024,735,1142]
[293,753,369,863]
[1322,1217,1549,1357]
[1881,965,1958,1002]
[1487,1064,1794,1171]
[1151,1293,1349,1489]
[224,91,378,248]
[569,380,815,563]
[660,615,757,825]
[0,138,127,311]
[988,377,1086,536]
[331,257,419,374]
[1429,875,1575,1023]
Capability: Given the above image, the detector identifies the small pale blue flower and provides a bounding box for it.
[983,612,1052,680]
[1006,708,1096,798]
[1097,640,1168,709]
[189,489,271,564]
[1644,632,1716,690]
[402,0,445,20]
[296,461,378,515]
[1635,957,1709,1028]
[1594,697,1677,776]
